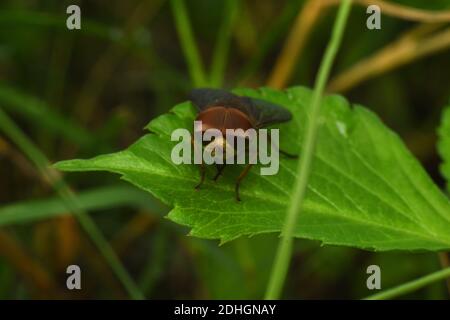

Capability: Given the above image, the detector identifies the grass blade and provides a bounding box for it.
[0,108,144,300]
[265,0,353,299]
[0,185,166,227]
[364,267,450,300]
[209,0,238,87]
[0,10,122,42]
[0,84,95,148]
[170,0,208,87]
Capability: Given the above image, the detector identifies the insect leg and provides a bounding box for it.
[191,136,206,189]
[213,164,226,181]
[195,162,206,189]
[235,164,253,201]
[267,130,298,158]
[280,149,298,158]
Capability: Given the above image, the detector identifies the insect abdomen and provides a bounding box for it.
[196,106,253,134]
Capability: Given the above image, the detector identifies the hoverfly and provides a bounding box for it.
[189,88,294,201]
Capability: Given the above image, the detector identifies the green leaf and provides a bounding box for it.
[54,87,450,251]
[438,106,450,193]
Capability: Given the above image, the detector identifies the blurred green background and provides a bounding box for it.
[0,0,449,299]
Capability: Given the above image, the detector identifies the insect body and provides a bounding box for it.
[189,88,294,201]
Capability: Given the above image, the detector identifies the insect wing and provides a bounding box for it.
[189,88,292,128]
[189,88,246,111]
[243,98,292,128]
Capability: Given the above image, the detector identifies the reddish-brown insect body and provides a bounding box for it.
[195,106,254,134]
[189,88,294,201]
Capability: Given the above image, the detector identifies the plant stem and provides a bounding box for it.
[0,108,144,300]
[171,0,208,87]
[267,0,325,89]
[209,0,238,87]
[238,0,301,86]
[364,267,450,300]
[438,252,450,294]
[264,0,352,300]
